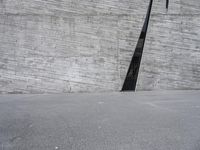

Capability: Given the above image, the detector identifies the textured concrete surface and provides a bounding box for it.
[0,90,200,150]
[0,0,149,93]
[137,0,200,90]
[1,0,200,93]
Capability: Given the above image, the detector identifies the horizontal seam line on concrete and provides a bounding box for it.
[151,13,200,16]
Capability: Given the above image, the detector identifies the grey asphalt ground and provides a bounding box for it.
[0,90,200,150]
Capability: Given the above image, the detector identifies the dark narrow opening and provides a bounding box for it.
[166,0,169,9]
[121,0,153,91]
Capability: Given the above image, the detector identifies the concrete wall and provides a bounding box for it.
[137,0,200,90]
[1,0,200,93]
[0,0,149,93]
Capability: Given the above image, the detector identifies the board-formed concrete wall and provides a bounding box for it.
[1,0,200,93]
[0,0,149,93]
[137,0,200,91]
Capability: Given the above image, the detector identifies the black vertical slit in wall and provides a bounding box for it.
[166,0,169,9]
[121,0,153,91]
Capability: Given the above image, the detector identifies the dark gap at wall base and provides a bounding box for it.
[121,0,153,91]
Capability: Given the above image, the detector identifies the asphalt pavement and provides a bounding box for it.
[0,90,200,150]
